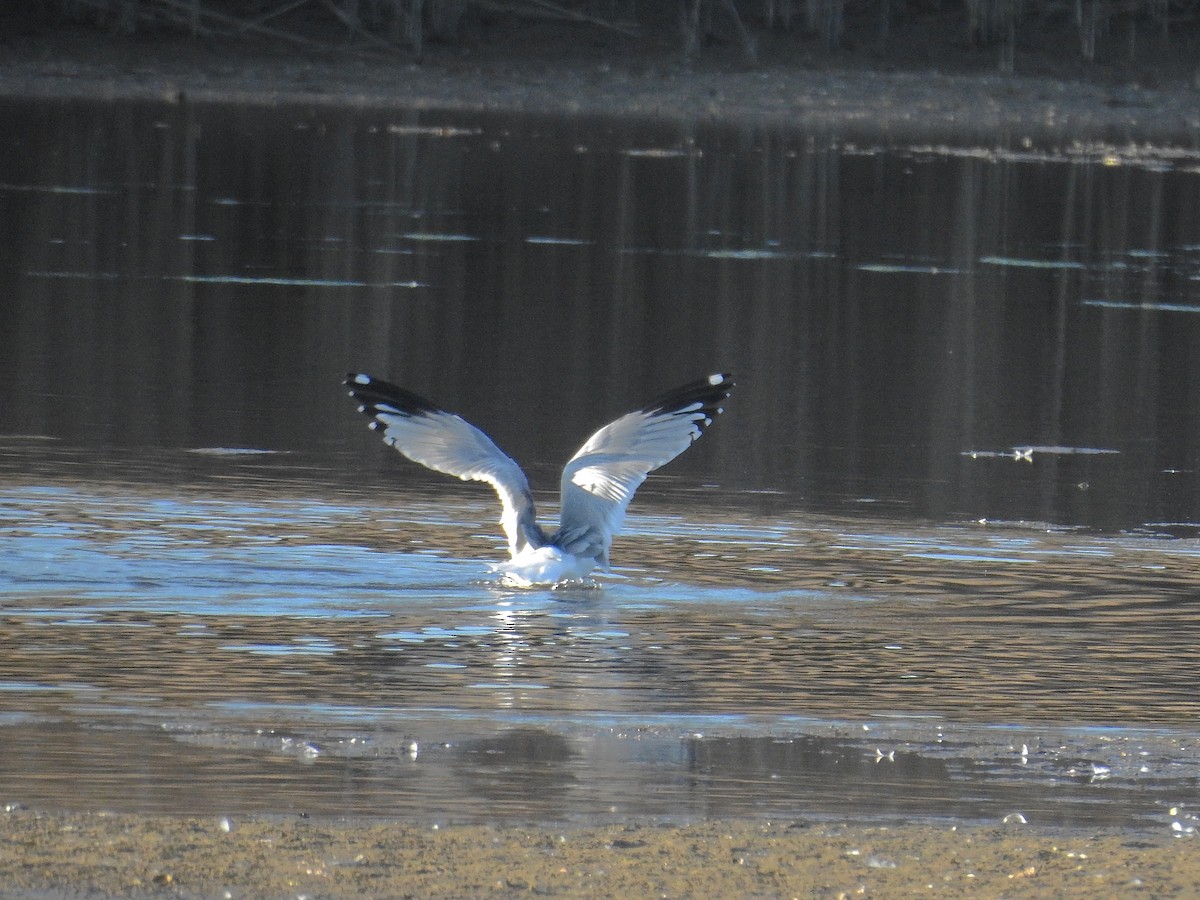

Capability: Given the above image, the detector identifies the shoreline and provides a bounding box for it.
[3,31,1200,146]
[2,806,1195,897]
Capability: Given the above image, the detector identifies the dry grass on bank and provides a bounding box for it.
[20,0,1200,81]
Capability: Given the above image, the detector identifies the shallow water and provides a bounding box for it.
[1,471,1198,830]
[1,96,1199,832]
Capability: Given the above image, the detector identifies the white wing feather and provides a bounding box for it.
[345,374,538,557]
[345,371,734,578]
[557,375,733,569]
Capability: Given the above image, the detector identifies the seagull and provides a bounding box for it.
[344,372,734,586]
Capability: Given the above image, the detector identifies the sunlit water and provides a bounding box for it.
[1,469,1198,830]
[1,97,1200,831]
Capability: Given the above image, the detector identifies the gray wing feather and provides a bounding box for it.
[558,374,734,570]
[345,373,539,557]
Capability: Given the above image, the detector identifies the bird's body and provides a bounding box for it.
[495,544,595,588]
[344,372,734,586]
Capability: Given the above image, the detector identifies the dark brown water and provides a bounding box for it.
[1,97,1199,832]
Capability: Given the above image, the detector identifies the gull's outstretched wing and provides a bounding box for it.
[344,373,540,557]
[556,374,734,569]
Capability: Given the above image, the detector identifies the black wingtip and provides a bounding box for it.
[343,372,445,419]
[644,374,734,417]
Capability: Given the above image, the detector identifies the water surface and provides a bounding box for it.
[1,97,1199,831]
[1,475,1197,830]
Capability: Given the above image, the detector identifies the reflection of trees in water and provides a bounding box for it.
[3,99,1200,534]
[39,1,1200,70]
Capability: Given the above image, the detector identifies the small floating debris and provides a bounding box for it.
[1002,812,1028,825]
[962,445,1119,461]
[25,270,121,280]
[621,148,691,158]
[385,125,480,137]
[706,248,791,260]
[1066,761,1113,782]
[980,255,1087,270]
[1083,299,1200,313]
[1136,522,1200,539]
[400,232,479,242]
[0,182,119,195]
[856,262,959,275]
[1023,445,1121,455]
[170,274,424,288]
[187,447,282,456]
[280,737,322,760]
[524,236,593,246]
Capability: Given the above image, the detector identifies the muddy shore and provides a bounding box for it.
[3,19,1200,145]
[1,806,1195,898]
